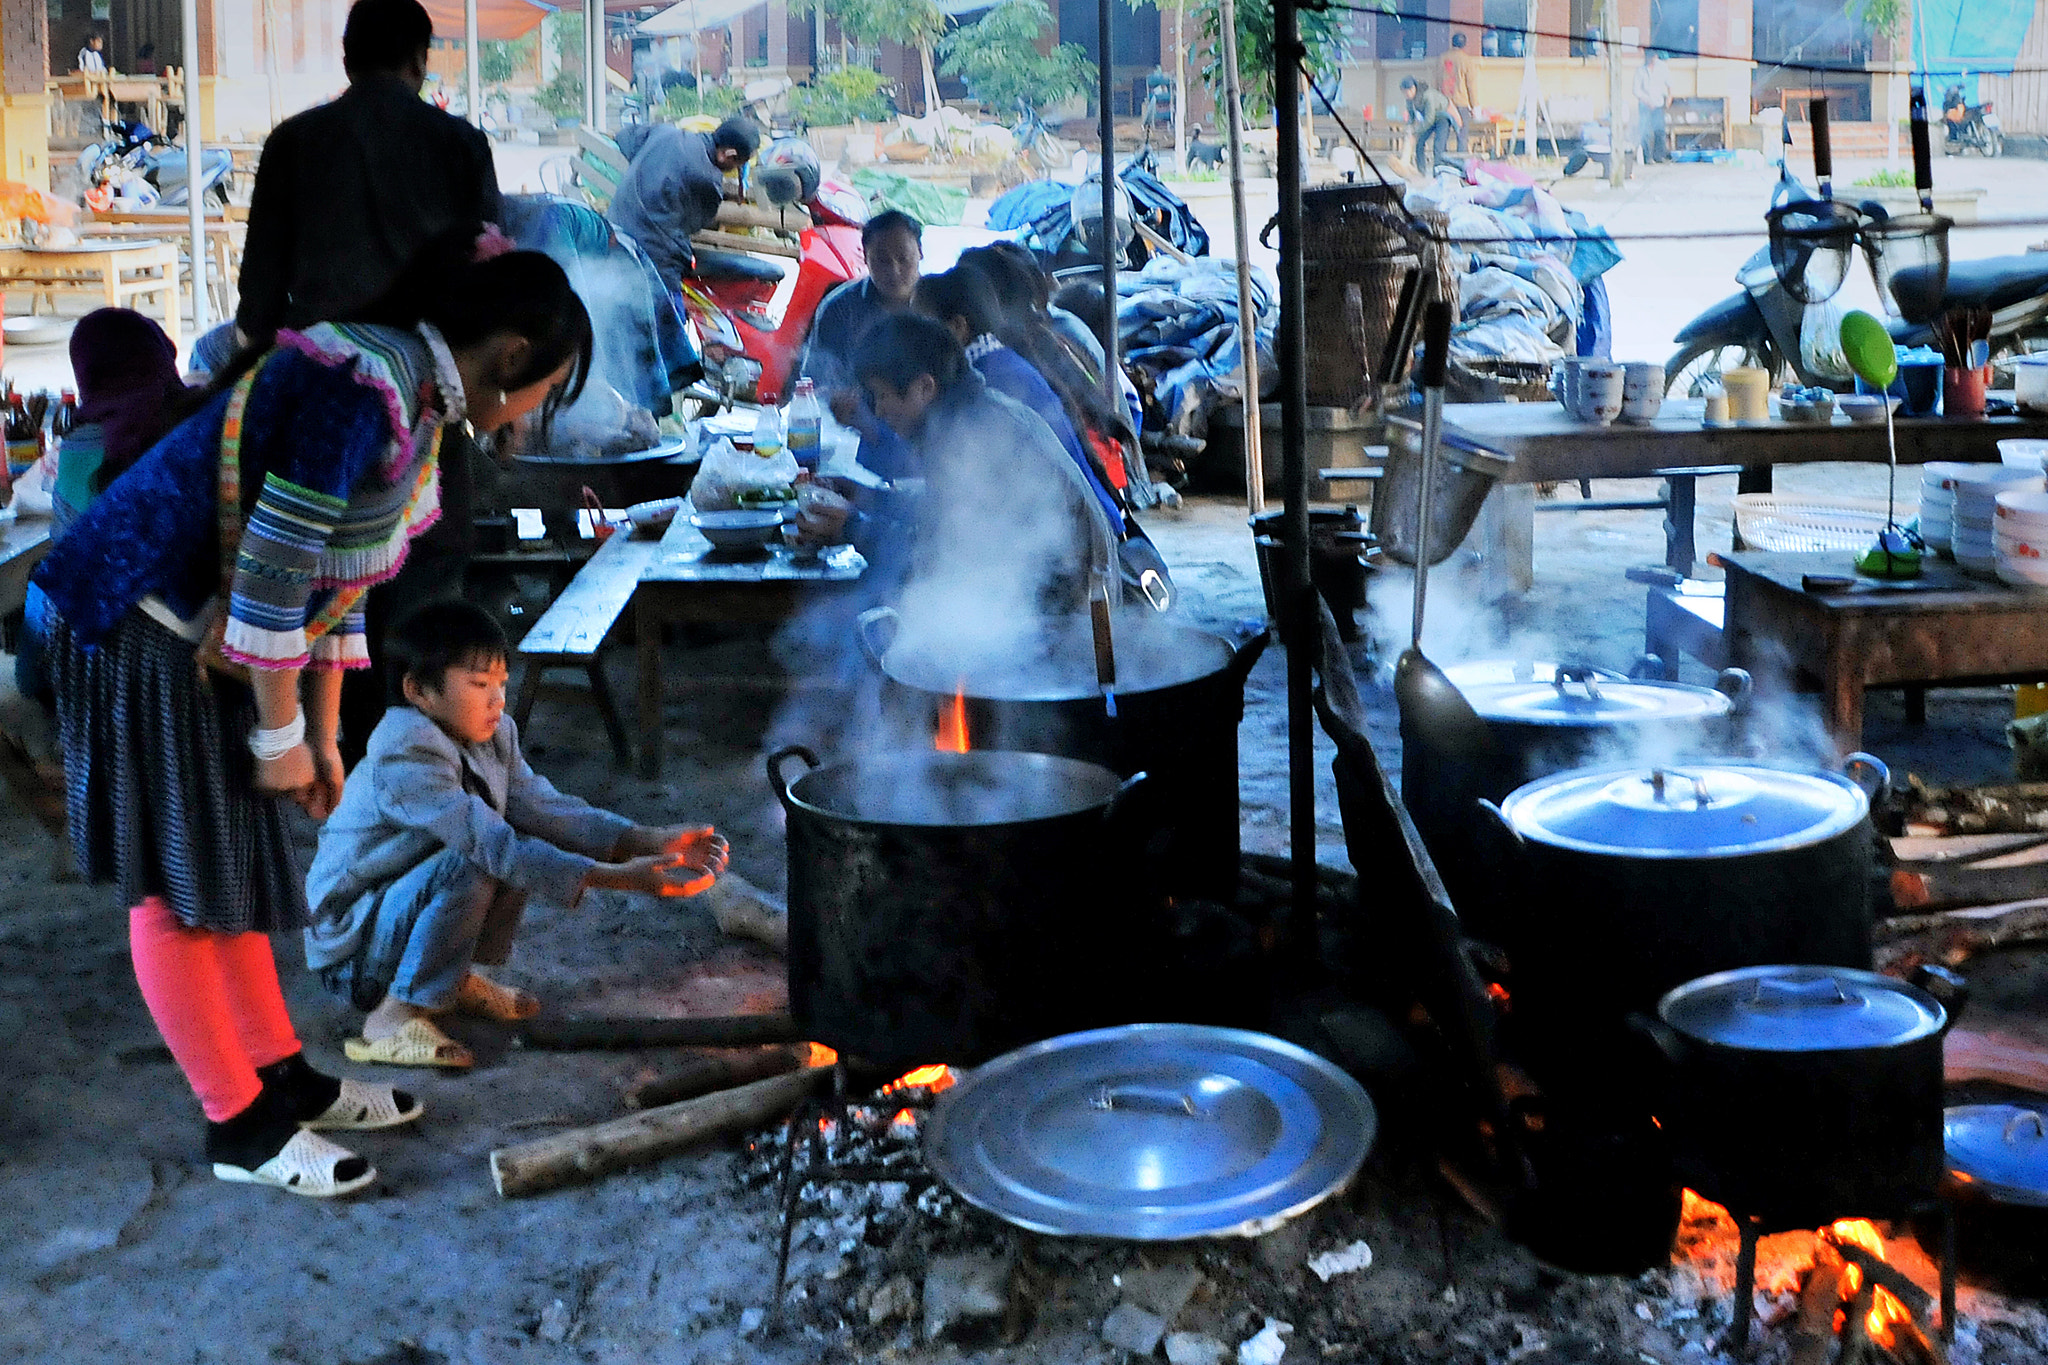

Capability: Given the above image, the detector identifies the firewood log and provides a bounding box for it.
[1873,898,2048,972]
[1789,1261,1844,1365]
[491,1065,830,1198]
[1945,1027,2048,1093]
[623,1046,804,1110]
[1832,1243,1934,1321]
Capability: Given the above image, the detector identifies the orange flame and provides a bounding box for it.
[934,685,970,753]
[804,1043,839,1067]
[880,1063,957,1095]
[1827,1219,1911,1348]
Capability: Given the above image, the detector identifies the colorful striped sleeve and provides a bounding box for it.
[222,473,348,670]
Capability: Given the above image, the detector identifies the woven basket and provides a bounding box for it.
[1733,494,1909,553]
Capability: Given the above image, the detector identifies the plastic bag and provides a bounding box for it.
[1800,297,1853,385]
[689,437,801,512]
[11,451,54,518]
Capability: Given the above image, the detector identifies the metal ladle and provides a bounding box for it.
[1393,299,1491,761]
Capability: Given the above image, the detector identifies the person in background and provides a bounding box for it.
[77,33,108,74]
[31,247,593,1199]
[1442,32,1480,152]
[305,602,727,1069]
[134,42,158,74]
[1562,119,1613,177]
[605,115,762,294]
[1635,51,1672,164]
[1401,76,1459,172]
[801,209,925,419]
[237,0,507,768]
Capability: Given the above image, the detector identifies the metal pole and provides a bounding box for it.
[464,0,482,129]
[586,0,603,131]
[1172,0,1185,173]
[1273,0,1315,940]
[1218,0,1263,512]
[1097,0,1120,414]
[181,0,207,336]
[1604,0,1624,186]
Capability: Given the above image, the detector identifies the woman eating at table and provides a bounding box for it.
[31,232,593,1198]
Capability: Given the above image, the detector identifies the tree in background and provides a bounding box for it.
[788,65,895,125]
[537,11,585,121]
[479,33,534,88]
[1193,0,1343,121]
[790,0,946,113]
[938,0,1094,117]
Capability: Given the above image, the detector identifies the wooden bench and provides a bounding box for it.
[512,530,660,769]
[572,127,628,214]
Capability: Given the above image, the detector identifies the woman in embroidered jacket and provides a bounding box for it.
[32,241,593,1197]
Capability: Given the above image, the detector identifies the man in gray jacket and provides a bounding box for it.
[606,115,762,292]
[304,603,729,1070]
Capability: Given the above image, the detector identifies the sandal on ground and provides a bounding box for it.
[343,1017,474,1070]
[302,1077,424,1131]
[454,973,541,1023]
[212,1128,376,1198]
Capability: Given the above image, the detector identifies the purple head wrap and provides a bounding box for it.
[68,308,186,481]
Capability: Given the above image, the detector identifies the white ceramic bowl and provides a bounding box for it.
[1839,394,1895,424]
[690,509,785,548]
[1997,489,2048,519]
[2001,440,2048,470]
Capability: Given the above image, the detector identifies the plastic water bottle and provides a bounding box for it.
[752,403,784,460]
[786,378,822,469]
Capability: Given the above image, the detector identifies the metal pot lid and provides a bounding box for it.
[924,1024,1377,1240]
[1459,672,1731,727]
[1444,660,1627,688]
[1658,965,1946,1053]
[1499,763,1868,858]
[1947,1104,2048,1207]
[787,750,1125,827]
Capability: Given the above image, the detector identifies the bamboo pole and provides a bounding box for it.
[1217,0,1264,513]
[181,0,206,336]
[491,1065,831,1197]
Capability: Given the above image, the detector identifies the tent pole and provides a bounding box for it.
[1218,0,1263,514]
[586,0,603,131]
[182,0,207,337]
[465,0,482,129]
[1273,0,1314,946]
[1097,0,1120,415]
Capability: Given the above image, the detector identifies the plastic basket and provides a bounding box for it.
[1732,494,1905,553]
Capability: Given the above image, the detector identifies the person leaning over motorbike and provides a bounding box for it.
[606,115,762,294]
[800,209,925,422]
[1402,77,1459,173]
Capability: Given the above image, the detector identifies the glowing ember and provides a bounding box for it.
[1825,1219,1912,1348]
[805,1043,839,1067]
[881,1063,956,1095]
[934,685,970,753]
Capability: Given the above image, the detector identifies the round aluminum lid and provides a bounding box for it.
[924,1024,1377,1240]
[1947,1104,2048,1207]
[1499,763,1868,858]
[1459,676,1731,727]
[1444,660,1626,689]
[1659,965,1946,1053]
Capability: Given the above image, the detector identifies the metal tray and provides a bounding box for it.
[924,1023,1376,1240]
[516,435,696,467]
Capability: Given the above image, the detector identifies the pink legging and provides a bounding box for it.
[128,898,302,1122]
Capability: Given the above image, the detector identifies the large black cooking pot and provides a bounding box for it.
[769,745,1149,1068]
[1404,665,1751,940]
[1638,963,1964,1228]
[858,608,1267,903]
[1481,757,1886,1062]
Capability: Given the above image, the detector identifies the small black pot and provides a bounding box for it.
[769,745,1151,1068]
[1636,963,1965,1229]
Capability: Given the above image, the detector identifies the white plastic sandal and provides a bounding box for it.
[302,1078,424,1132]
[212,1128,377,1198]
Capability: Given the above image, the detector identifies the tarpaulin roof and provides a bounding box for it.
[636,0,762,35]
[422,0,556,41]
[1911,0,2032,74]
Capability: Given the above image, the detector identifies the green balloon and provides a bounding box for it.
[1840,310,1899,391]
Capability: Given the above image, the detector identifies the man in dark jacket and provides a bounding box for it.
[235,0,500,342]
[606,116,761,292]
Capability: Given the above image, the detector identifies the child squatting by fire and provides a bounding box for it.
[303,600,728,1072]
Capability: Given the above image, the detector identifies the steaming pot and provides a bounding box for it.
[857,608,1267,903]
[768,746,1151,1068]
[1402,665,1751,940]
[1481,757,1885,1061]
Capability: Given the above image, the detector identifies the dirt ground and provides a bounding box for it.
[3,467,2047,1365]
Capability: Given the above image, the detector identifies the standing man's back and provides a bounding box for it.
[235,0,501,341]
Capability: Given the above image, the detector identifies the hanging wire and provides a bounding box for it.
[1314,0,2042,80]
[1294,57,1430,232]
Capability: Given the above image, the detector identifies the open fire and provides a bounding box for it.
[933,685,970,753]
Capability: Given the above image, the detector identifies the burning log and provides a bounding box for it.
[519,1012,802,1050]
[623,1045,808,1110]
[1789,1261,1843,1365]
[1873,897,2048,972]
[491,1064,831,1197]
[1832,1242,1934,1323]
[1839,1282,1881,1365]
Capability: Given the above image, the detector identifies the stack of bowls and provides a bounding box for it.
[1919,461,1972,556]
[1950,465,2046,575]
[2001,439,2048,472]
[1996,490,2048,589]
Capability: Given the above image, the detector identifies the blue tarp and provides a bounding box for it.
[1912,0,2032,92]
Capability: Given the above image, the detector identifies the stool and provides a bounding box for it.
[1536,463,1741,577]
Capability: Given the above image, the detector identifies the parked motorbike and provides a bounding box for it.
[1944,84,2004,158]
[675,137,867,408]
[1667,138,2048,394]
[78,119,232,210]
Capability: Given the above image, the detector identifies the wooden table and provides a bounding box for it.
[88,211,247,319]
[1720,550,2048,751]
[0,518,53,619]
[0,241,181,346]
[634,516,865,777]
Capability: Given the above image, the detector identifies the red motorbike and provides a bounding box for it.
[678,153,867,408]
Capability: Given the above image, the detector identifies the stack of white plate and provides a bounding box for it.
[2000,439,2048,471]
[1996,490,2048,589]
[1947,465,2044,574]
[1918,461,1975,555]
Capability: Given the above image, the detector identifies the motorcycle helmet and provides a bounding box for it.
[1069,175,1135,258]
[759,138,821,203]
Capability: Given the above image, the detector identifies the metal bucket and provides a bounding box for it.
[1371,423,1512,567]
